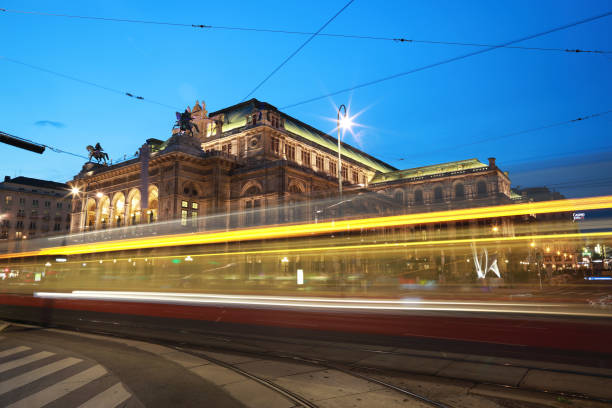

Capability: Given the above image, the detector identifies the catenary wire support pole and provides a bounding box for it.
[337,104,347,201]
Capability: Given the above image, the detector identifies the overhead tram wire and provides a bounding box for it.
[380,109,612,162]
[0,130,89,160]
[0,56,181,111]
[1,8,609,55]
[280,10,612,110]
[241,0,355,101]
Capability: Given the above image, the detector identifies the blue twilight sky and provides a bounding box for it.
[1,0,611,197]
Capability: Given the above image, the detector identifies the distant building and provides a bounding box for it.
[514,186,565,202]
[512,186,578,274]
[0,176,72,252]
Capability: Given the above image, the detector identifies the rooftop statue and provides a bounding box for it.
[174,109,200,136]
[86,143,109,165]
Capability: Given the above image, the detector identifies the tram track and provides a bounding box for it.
[173,346,321,408]
[173,327,612,380]
[177,346,449,408]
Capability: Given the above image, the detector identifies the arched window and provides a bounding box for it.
[288,184,303,194]
[85,198,96,230]
[477,181,488,198]
[394,190,404,203]
[183,183,199,197]
[245,185,261,196]
[414,189,423,205]
[148,186,159,223]
[434,187,444,203]
[455,183,465,200]
[126,190,141,225]
[243,184,263,226]
[111,192,125,227]
[99,196,110,229]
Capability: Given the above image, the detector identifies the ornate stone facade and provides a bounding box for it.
[70,99,514,234]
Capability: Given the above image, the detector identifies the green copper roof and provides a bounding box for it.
[510,189,523,200]
[283,117,394,173]
[371,158,489,184]
[208,99,396,173]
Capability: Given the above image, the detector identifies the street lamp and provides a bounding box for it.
[336,104,353,200]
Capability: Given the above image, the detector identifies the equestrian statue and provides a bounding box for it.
[86,142,109,165]
[174,109,199,136]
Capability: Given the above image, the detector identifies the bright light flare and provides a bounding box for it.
[71,187,80,195]
[339,113,354,131]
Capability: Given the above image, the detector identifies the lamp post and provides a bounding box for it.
[337,104,347,201]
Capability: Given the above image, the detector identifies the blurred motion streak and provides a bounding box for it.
[2,195,612,258]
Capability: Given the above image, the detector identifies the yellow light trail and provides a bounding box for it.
[1,195,611,259]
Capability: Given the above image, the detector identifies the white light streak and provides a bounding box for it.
[25,290,612,317]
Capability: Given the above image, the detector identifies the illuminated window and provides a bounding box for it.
[284,144,295,161]
[316,156,324,170]
[181,210,188,226]
[245,199,261,226]
[301,150,310,166]
[4,195,12,206]
[181,200,188,208]
[191,211,197,224]
[271,137,280,154]
[191,202,198,210]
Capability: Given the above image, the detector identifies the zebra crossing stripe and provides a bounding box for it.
[0,346,31,358]
[0,357,81,396]
[7,364,107,408]
[0,351,53,373]
[78,382,131,408]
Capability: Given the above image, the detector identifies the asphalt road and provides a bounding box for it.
[0,325,244,408]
